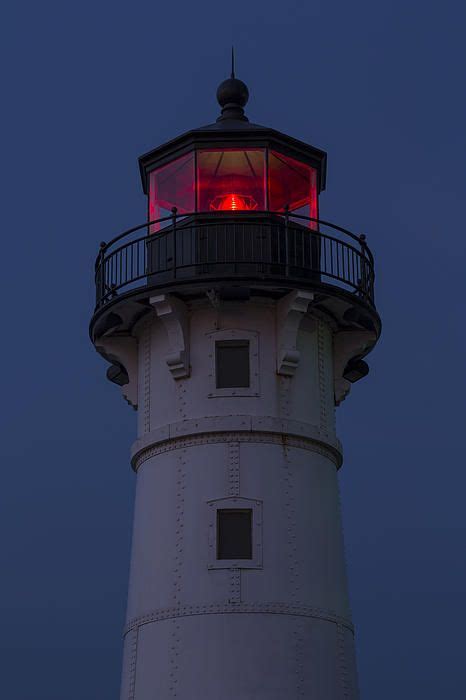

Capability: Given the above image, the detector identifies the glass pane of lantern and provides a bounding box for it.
[197,149,265,212]
[149,153,195,231]
[268,151,318,224]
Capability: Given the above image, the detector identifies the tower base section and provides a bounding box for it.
[120,611,359,699]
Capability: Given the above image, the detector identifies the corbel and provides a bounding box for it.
[96,335,139,409]
[276,290,314,376]
[333,329,374,405]
[150,294,190,379]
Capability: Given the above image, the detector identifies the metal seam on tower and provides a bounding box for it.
[227,441,242,603]
[142,324,151,434]
[318,320,329,434]
[123,603,355,636]
[127,629,138,700]
[132,432,343,471]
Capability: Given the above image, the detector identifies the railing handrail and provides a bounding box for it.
[98,211,369,259]
[93,211,376,311]
[100,219,371,273]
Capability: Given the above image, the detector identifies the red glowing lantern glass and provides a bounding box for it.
[268,151,318,224]
[149,153,195,231]
[147,148,319,230]
[197,149,265,213]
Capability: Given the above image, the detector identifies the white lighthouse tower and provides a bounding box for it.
[90,71,381,699]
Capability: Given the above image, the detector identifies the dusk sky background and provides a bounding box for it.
[1,1,465,698]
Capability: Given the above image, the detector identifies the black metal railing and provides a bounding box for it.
[94,211,375,310]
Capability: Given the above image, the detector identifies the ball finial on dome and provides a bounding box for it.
[216,47,249,122]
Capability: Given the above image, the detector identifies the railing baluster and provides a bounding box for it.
[359,234,368,297]
[284,206,289,273]
[171,208,177,278]
[93,212,376,311]
[192,224,196,267]
[98,242,106,304]
[144,237,147,278]
[269,222,273,267]
[322,235,326,276]
[259,224,263,266]
[301,231,305,274]
[180,223,184,268]
[230,223,234,269]
[214,223,218,263]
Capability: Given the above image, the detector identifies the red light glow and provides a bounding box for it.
[210,193,258,211]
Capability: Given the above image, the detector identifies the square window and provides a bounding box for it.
[215,340,250,389]
[207,497,262,569]
[217,509,252,560]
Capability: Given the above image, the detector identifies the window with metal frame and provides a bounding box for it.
[217,509,253,560]
[215,339,250,389]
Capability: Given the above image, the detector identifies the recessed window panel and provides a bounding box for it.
[197,149,265,213]
[215,340,250,389]
[217,509,253,560]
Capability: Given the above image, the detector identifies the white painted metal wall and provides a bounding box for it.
[118,294,359,699]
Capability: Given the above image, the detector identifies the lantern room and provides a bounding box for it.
[139,75,327,227]
[92,71,380,367]
[147,148,319,223]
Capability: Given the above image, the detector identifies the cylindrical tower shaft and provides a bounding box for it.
[116,296,358,699]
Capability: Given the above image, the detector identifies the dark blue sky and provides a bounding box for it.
[2,1,465,698]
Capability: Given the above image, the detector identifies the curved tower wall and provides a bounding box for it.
[119,295,359,699]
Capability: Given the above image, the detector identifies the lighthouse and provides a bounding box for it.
[90,70,381,699]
